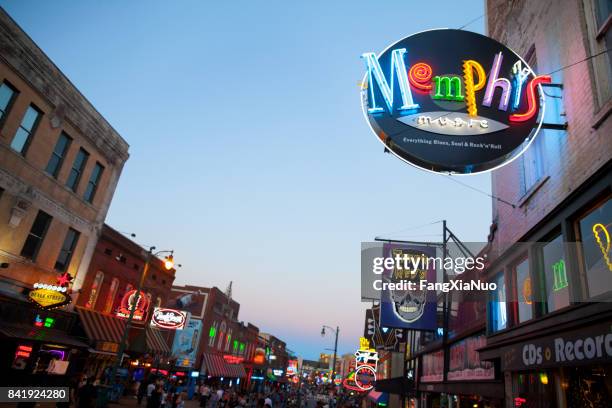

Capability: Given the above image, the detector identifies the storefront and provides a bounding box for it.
[481,163,612,406]
[200,352,247,387]
[0,293,88,385]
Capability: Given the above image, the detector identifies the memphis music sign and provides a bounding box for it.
[151,307,187,330]
[361,29,551,174]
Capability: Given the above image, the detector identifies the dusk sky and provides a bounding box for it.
[1,0,490,359]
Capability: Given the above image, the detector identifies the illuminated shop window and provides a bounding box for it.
[103,278,119,314]
[514,257,533,323]
[86,271,104,309]
[489,273,507,332]
[225,329,232,352]
[577,196,612,297]
[540,234,570,312]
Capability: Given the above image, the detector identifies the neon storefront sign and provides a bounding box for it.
[353,337,378,391]
[116,289,149,321]
[150,307,187,330]
[361,29,551,174]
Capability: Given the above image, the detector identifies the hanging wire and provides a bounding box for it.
[545,48,611,76]
[458,14,484,30]
[444,175,516,208]
[374,220,443,239]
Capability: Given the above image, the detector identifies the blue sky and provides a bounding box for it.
[1,0,490,359]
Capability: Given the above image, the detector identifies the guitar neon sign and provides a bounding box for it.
[361,29,551,174]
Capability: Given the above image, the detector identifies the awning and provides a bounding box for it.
[374,377,415,396]
[201,353,246,378]
[76,306,126,345]
[146,327,171,355]
[0,323,89,348]
[367,390,389,405]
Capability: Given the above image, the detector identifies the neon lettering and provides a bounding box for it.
[433,76,464,101]
[509,75,552,122]
[511,60,531,110]
[552,259,568,291]
[483,52,511,111]
[361,49,419,113]
[462,60,486,116]
[408,62,433,92]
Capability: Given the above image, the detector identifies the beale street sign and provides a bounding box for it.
[361,29,551,174]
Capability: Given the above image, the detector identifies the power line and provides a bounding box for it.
[458,14,484,30]
[546,48,611,76]
[444,175,516,208]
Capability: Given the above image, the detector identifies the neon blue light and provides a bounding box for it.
[511,61,530,110]
[361,49,419,114]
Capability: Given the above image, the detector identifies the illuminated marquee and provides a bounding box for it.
[28,273,73,310]
[116,289,149,321]
[361,29,551,174]
[150,307,187,330]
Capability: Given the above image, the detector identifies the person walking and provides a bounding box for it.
[76,378,97,408]
[147,384,163,408]
[200,383,211,407]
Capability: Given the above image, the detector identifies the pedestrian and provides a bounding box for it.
[200,383,211,407]
[138,380,148,405]
[147,384,163,408]
[173,392,185,408]
[76,377,97,408]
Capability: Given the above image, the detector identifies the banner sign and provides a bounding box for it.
[448,335,494,381]
[172,318,202,367]
[361,29,551,174]
[151,307,187,330]
[379,244,437,330]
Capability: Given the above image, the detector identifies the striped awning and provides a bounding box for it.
[76,306,126,345]
[146,327,170,355]
[201,353,246,378]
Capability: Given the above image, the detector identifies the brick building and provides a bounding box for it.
[479,0,612,407]
[0,8,128,384]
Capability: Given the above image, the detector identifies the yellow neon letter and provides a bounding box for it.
[462,60,486,117]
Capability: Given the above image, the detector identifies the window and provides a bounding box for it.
[209,322,218,346]
[45,132,72,178]
[225,329,232,352]
[55,228,80,271]
[65,148,89,192]
[155,297,162,308]
[577,196,612,297]
[541,234,570,312]
[83,162,104,203]
[103,278,119,313]
[0,81,17,122]
[584,0,612,106]
[10,105,41,155]
[20,210,52,260]
[514,257,533,323]
[86,271,104,309]
[489,273,507,332]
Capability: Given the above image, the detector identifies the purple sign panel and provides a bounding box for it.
[448,335,494,381]
[379,243,437,330]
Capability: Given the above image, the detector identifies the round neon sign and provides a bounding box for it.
[361,29,550,174]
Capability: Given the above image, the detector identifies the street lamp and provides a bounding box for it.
[321,325,339,385]
[109,246,176,392]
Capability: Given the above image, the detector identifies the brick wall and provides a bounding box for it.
[487,0,612,254]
